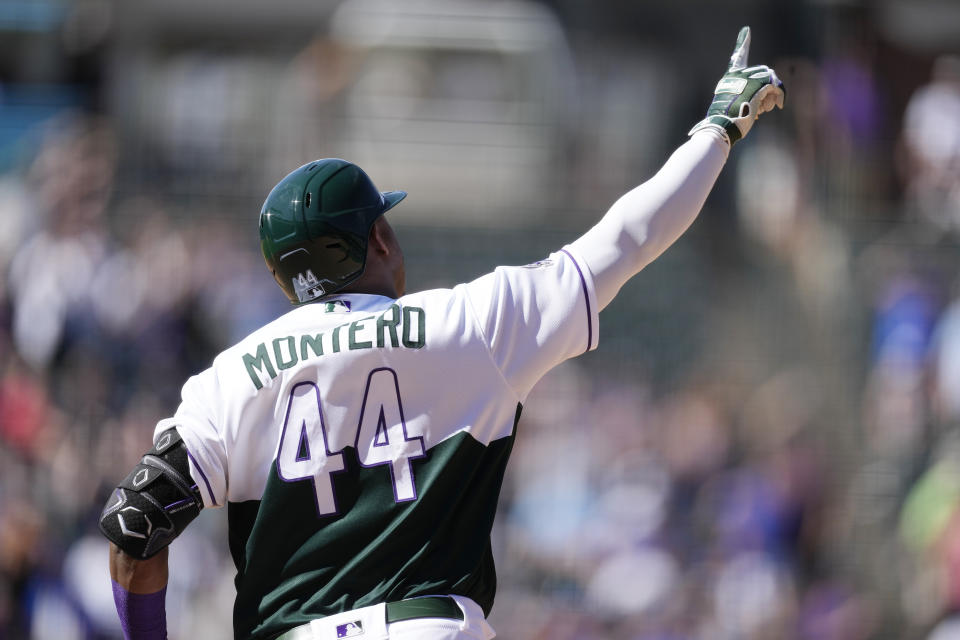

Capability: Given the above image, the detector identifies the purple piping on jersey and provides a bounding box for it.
[560,249,593,353]
[186,449,218,507]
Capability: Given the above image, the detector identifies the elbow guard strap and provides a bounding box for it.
[99,428,204,559]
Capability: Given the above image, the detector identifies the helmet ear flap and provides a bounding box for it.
[258,159,406,304]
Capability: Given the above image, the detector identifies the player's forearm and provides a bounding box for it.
[570,130,729,310]
[110,544,169,639]
[110,543,169,591]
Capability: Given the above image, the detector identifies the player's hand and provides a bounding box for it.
[688,26,785,146]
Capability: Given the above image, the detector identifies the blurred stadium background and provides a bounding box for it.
[2,0,960,638]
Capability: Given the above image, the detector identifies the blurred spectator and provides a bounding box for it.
[798,583,876,640]
[0,356,51,460]
[900,56,960,232]
[0,502,43,637]
[7,114,114,372]
[863,275,939,460]
[931,291,960,426]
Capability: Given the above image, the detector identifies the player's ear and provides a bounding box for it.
[368,217,394,256]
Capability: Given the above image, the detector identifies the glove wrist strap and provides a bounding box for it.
[688,116,740,147]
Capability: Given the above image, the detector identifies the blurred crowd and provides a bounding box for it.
[2,4,960,640]
[0,114,285,638]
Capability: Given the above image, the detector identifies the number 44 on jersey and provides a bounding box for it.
[276,368,426,516]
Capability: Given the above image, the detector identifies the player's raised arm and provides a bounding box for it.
[569,26,785,310]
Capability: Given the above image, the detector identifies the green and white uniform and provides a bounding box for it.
[158,247,599,639]
[128,25,785,638]
[156,128,736,639]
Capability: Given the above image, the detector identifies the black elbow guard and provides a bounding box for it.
[99,428,204,559]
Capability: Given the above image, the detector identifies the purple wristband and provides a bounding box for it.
[111,579,168,640]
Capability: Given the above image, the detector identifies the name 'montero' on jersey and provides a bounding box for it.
[242,303,426,391]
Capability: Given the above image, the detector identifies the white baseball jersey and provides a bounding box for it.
[155,246,598,639]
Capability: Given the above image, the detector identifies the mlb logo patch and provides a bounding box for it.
[325,299,352,313]
[336,620,364,637]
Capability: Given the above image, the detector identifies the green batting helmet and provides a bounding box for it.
[259,159,407,304]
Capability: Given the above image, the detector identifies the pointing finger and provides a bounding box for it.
[728,26,751,71]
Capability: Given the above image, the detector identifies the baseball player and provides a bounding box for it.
[99,27,784,640]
